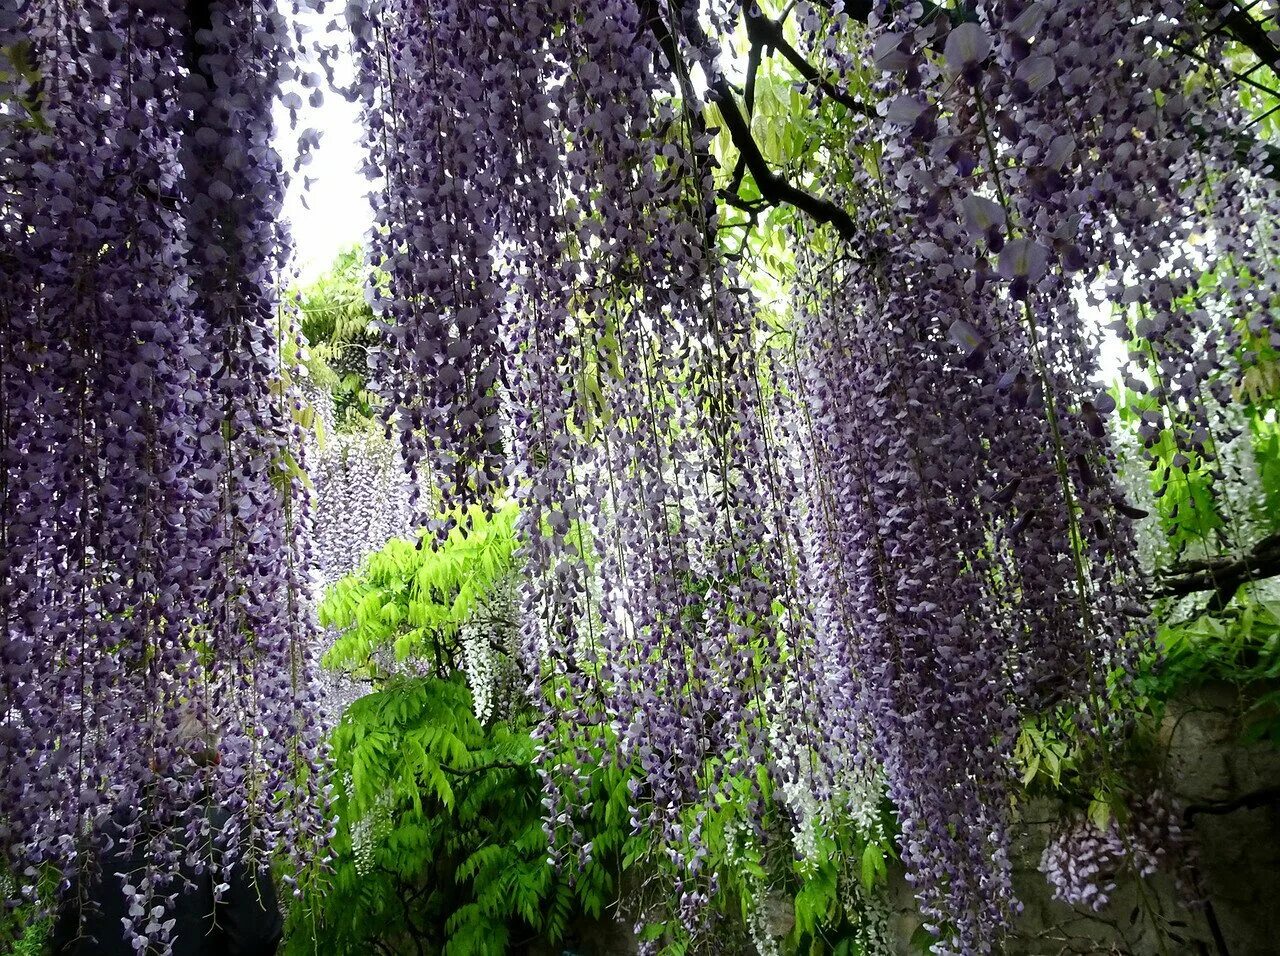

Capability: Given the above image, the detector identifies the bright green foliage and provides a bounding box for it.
[288,679,644,954]
[297,246,377,347]
[285,675,572,956]
[1225,21,1280,141]
[293,507,635,955]
[707,12,861,328]
[1145,601,1280,696]
[1115,384,1227,561]
[1014,593,1280,831]
[5,915,50,956]
[785,815,896,954]
[1139,602,1280,744]
[320,503,518,677]
[1249,414,1280,524]
[291,246,381,428]
[0,870,54,955]
[1,40,49,131]
[612,755,898,956]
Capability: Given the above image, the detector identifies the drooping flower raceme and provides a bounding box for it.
[350,0,820,894]
[304,0,1280,952]
[1,2,327,948]
[784,1,1280,947]
[5,0,1268,950]
[1040,790,1191,911]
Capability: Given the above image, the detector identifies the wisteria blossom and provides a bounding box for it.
[1,2,326,950]
[5,0,1278,953]
[351,1,1280,951]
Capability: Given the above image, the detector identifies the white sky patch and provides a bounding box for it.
[1077,287,1126,387]
[274,12,371,285]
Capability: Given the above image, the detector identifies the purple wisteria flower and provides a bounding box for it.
[2,3,328,950]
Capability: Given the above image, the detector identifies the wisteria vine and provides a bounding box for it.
[6,0,1279,952]
[1,1,326,949]
[351,0,1280,952]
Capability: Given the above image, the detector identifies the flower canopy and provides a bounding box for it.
[3,1,1278,953]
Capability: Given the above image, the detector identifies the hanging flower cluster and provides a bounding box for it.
[785,0,1280,946]
[1040,790,1191,911]
[1,1,326,947]
[351,2,822,906]
[307,399,413,591]
[305,392,414,721]
[456,578,518,723]
[352,0,1277,951]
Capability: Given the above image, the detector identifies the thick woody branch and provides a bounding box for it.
[1208,1,1280,70]
[1154,532,1280,610]
[636,0,859,241]
[741,3,875,118]
[708,78,859,239]
[1184,784,1280,822]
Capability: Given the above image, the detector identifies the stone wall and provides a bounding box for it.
[884,681,1280,955]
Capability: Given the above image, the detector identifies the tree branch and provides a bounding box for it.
[741,3,875,118]
[1153,532,1280,609]
[709,77,859,239]
[726,1,764,198]
[636,0,859,241]
[1207,0,1280,70]
[1184,783,1280,822]
[184,0,214,76]
[742,6,762,118]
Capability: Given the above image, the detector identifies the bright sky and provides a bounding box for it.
[275,14,371,284]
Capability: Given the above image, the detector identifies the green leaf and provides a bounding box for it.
[1088,797,1112,832]
[860,842,886,891]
